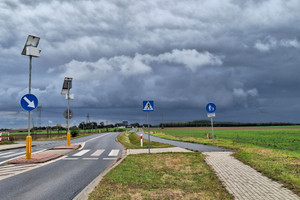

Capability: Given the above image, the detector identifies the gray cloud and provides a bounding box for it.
[0,0,300,127]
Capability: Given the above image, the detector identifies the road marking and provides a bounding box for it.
[0,164,42,181]
[85,133,110,143]
[62,158,78,160]
[1,152,25,158]
[91,149,105,157]
[108,149,119,157]
[73,150,90,156]
[82,158,98,160]
[103,158,116,160]
[0,151,14,156]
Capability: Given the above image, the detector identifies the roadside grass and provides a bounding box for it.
[0,141,15,145]
[35,133,96,141]
[89,153,233,200]
[117,130,173,149]
[7,128,127,135]
[151,128,300,196]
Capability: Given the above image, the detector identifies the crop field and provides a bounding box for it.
[152,126,300,152]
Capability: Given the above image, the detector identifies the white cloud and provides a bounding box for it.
[254,37,300,52]
[233,88,258,98]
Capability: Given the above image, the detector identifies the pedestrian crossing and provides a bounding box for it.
[62,149,120,161]
[0,164,42,181]
[0,151,25,160]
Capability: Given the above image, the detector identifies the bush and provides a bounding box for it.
[70,127,80,137]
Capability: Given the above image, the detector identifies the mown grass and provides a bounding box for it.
[151,127,300,196]
[89,153,233,200]
[117,130,173,149]
[7,128,127,135]
[35,133,96,141]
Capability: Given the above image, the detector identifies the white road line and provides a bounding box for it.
[0,151,13,156]
[103,158,116,160]
[72,150,90,157]
[85,133,110,143]
[1,152,25,158]
[91,149,105,157]
[62,158,78,160]
[82,158,98,160]
[108,149,119,157]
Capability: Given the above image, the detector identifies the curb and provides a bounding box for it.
[73,134,127,200]
[8,144,81,164]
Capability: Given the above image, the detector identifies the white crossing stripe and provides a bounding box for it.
[62,158,78,160]
[73,150,90,156]
[1,152,25,158]
[0,151,14,156]
[91,149,105,157]
[108,149,119,157]
[83,158,98,160]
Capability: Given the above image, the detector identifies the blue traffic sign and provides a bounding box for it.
[143,101,154,112]
[20,94,38,111]
[206,103,216,113]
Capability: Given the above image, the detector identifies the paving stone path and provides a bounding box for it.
[203,152,300,200]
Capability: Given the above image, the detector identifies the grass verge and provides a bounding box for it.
[117,131,173,149]
[89,153,233,200]
[150,130,300,196]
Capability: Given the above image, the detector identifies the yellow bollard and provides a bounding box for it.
[67,132,71,146]
[26,136,32,159]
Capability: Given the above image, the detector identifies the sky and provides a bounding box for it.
[1,0,300,128]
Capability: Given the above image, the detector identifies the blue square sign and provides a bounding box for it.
[143,101,154,112]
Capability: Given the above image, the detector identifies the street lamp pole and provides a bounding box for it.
[21,35,41,159]
[67,82,70,134]
[61,77,73,146]
[28,56,32,137]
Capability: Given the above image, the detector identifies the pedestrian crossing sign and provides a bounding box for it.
[143,101,154,112]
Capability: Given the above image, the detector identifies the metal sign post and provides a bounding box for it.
[21,35,41,159]
[143,100,154,153]
[206,103,216,144]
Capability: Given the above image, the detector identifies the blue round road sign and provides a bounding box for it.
[20,94,38,111]
[206,103,216,113]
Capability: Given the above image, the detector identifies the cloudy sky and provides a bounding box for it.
[1,0,300,128]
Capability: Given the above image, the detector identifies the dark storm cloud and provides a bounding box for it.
[0,0,300,127]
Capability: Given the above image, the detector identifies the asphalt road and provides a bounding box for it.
[137,128,228,152]
[0,132,122,200]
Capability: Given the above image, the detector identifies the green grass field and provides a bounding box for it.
[152,127,300,151]
[5,128,126,135]
[151,127,300,196]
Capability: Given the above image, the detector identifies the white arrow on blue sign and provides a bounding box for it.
[206,103,216,113]
[20,94,38,111]
[143,101,154,112]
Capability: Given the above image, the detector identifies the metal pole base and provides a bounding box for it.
[26,136,32,159]
[67,132,71,146]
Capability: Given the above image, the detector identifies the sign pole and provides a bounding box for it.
[28,56,32,137]
[211,117,214,144]
[26,56,32,159]
[147,112,150,153]
[67,82,71,146]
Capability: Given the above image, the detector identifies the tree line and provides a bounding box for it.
[159,120,299,128]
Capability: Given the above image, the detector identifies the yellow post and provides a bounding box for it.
[67,132,71,146]
[26,136,32,159]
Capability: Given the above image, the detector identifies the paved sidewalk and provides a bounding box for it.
[0,144,26,151]
[127,147,192,155]
[203,152,300,200]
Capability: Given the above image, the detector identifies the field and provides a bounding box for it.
[152,127,300,151]
[151,126,300,196]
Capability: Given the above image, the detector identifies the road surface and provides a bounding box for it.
[0,132,122,200]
